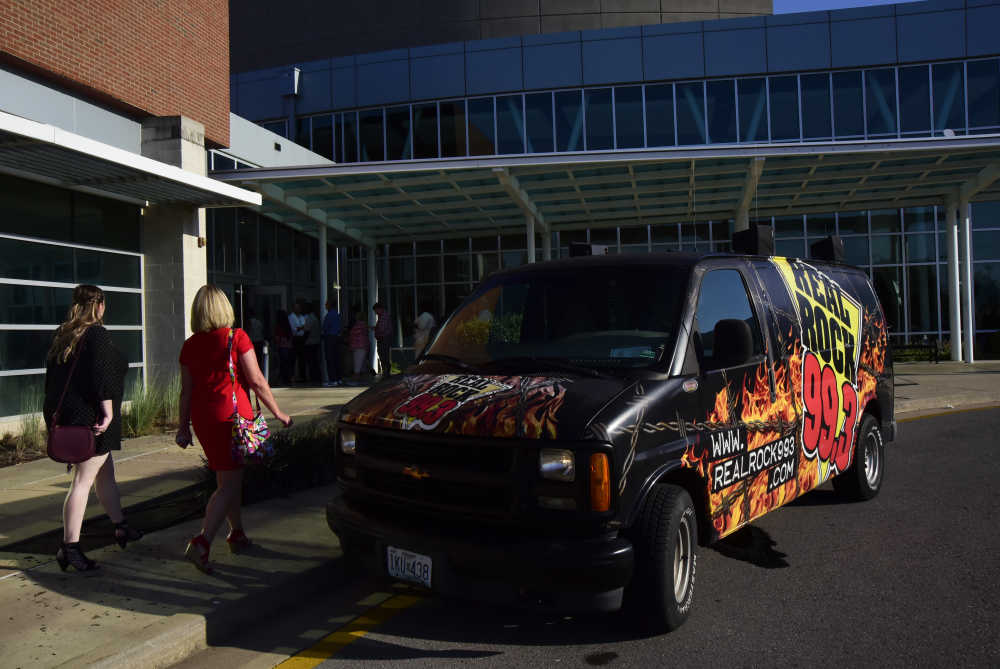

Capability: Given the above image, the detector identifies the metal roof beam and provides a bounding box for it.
[734,157,766,231]
[257,182,374,248]
[492,167,548,232]
[956,162,1000,202]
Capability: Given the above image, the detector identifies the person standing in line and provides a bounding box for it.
[321,299,342,387]
[176,285,292,574]
[43,285,142,573]
[413,303,437,359]
[246,308,265,369]
[346,306,369,386]
[274,310,294,386]
[303,302,321,384]
[371,301,391,377]
[288,302,307,383]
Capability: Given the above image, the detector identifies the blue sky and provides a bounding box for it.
[774,0,910,13]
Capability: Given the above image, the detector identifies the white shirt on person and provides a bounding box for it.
[289,312,307,337]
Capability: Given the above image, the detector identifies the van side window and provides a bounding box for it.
[696,269,764,371]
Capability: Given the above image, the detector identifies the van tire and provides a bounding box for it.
[833,413,884,501]
[625,484,697,632]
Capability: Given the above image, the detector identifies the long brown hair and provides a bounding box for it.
[48,285,105,363]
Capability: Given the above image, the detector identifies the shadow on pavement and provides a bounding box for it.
[710,525,789,568]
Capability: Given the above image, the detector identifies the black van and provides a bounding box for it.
[327,252,894,631]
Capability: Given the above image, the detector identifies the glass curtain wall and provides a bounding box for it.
[267,57,1000,165]
[0,176,145,417]
[336,204,1000,360]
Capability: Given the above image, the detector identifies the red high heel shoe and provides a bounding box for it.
[184,534,213,574]
[226,528,253,554]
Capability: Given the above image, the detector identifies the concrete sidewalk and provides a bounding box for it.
[0,365,997,668]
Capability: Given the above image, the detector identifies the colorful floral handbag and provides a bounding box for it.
[227,329,274,464]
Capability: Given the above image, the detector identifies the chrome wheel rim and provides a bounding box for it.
[863,430,881,489]
[673,515,693,603]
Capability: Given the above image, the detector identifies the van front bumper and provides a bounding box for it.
[327,491,634,612]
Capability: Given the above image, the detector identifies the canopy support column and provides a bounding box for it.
[367,246,379,375]
[945,199,962,361]
[542,226,552,260]
[959,198,975,363]
[526,215,536,264]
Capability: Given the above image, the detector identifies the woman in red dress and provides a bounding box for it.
[176,285,292,573]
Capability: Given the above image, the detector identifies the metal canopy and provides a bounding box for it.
[214,135,1000,247]
[0,111,262,208]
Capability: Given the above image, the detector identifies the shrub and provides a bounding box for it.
[122,375,162,437]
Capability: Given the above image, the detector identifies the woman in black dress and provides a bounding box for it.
[43,285,141,572]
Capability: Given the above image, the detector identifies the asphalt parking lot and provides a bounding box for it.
[176,407,1000,669]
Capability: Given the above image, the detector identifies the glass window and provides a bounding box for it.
[415,255,441,283]
[391,285,416,347]
[109,330,143,363]
[259,218,276,281]
[676,81,706,145]
[838,211,868,235]
[769,75,800,141]
[972,201,1000,230]
[295,117,311,148]
[413,103,438,159]
[871,235,901,264]
[359,109,385,161]
[0,285,72,325]
[706,79,736,144]
[390,256,415,284]
[775,239,804,257]
[801,73,832,140]
[212,153,235,171]
[738,78,767,143]
[968,58,1000,130]
[0,237,71,282]
[645,84,674,147]
[833,71,864,138]
[932,62,965,135]
[872,266,903,332]
[585,88,613,151]
[0,330,57,370]
[806,213,835,238]
[651,222,678,251]
[866,68,897,136]
[695,269,763,369]
[341,112,358,162]
[384,107,409,161]
[973,231,1000,261]
[443,253,472,283]
[496,95,525,154]
[870,208,901,233]
[260,120,287,138]
[525,92,553,153]
[276,226,293,281]
[905,234,936,263]
[615,86,644,149]
[899,65,930,134]
[973,263,1000,330]
[555,90,584,152]
[774,215,803,238]
[469,98,496,156]
[0,175,72,242]
[73,192,140,252]
[237,215,258,277]
[0,374,45,417]
[77,248,141,288]
[440,101,467,157]
[842,236,869,267]
[311,115,334,160]
[904,206,936,233]
[907,265,938,333]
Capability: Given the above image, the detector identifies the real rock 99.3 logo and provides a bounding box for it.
[393,374,513,430]
[773,259,863,480]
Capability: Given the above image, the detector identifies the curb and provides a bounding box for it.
[55,547,347,669]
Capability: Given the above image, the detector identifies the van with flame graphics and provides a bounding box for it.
[328,252,893,632]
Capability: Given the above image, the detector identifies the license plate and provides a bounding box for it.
[386,546,432,588]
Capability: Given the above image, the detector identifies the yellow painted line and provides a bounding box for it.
[898,403,1000,423]
[275,594,423,669]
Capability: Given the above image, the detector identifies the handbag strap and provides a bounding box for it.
[227,329,262,415]
[52,330,87,426]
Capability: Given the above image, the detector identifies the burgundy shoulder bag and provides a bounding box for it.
[47,336,96,464]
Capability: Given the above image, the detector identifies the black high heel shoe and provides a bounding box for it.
[114,521,143,549]
[56,542,99,573]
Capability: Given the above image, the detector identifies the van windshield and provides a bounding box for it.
[423,265,689,371]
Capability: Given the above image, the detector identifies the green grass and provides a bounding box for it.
[121,373,182,438]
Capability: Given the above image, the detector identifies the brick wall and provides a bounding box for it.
[0,0,229,146]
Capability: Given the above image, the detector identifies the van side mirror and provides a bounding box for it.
[710,319,753,369]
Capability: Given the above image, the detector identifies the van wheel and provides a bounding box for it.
[625,484,697,632]
[833,413,884,501]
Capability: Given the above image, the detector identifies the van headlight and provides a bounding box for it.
[539,449,575,482]
[339,428,357,455]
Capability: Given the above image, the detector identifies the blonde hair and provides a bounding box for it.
[190,284,234,333]
[48,285,105,363]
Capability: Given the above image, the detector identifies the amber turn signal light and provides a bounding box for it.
[590,453,610,512]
